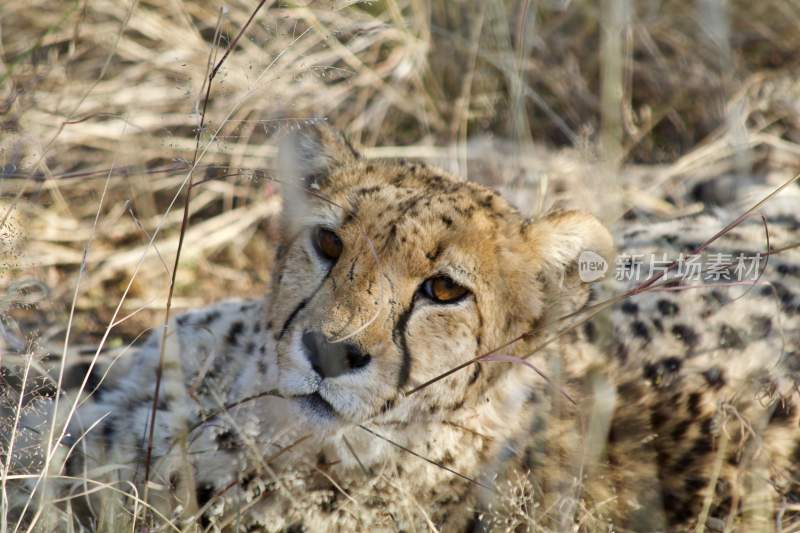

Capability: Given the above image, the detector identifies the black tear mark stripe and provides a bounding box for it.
[393,304,414,389]
[276,270,333,341]
[278,297,310,341]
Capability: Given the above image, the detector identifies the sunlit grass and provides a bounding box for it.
[2,0,800,530]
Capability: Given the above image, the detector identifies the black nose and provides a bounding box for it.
[302,330,371,378]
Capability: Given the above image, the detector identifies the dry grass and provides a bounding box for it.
[3,0,800,531]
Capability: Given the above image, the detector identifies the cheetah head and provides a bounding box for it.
[268,125,613,428]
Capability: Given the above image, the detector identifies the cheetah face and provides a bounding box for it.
[267,125,613,428]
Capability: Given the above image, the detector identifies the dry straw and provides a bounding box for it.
[3,0,800,531]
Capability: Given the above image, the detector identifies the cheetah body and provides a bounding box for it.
[14,128,800,532]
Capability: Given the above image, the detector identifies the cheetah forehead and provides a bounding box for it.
[313,161,523,267]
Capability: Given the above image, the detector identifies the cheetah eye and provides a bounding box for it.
[420,275,470,304]
[312,227,343,262]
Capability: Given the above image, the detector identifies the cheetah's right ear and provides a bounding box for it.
[523,209,615,284]
[278,122,360,190]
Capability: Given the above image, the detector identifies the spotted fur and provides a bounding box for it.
[13,126,800,532]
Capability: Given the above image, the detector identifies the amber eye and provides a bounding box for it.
[313,227,343,261]
[421,275,470,304]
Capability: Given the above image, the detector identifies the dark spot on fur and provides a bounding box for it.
[631,321,651,342]
[64,362,106,399]
[673,451,695,471]
[687,392,702,418]
[657,299,679,316]
[671,324,698,348]
[761,282,796,312]
[101,417,116,446]
[616,380,643,400]
[774,282,796,308]
[769,399,796,425]
[777,263,799,276]
[684,476,707,493]
[661,492,683,515]
[663,357,682,372]
[316,451,328,466]
[691,437,713,455]
[199,310,221,326]
[620,301,639,314]
[215,429,241,451]
[226,321,244,346]
[702,367,726,389]
[651,408,668,428]
[582,321,597,343]
[425,244,443,262]
[705,290,730,307]
[718,324,744,350]
[526,389,539,404]
[644,357,682,386]
[449,398,466,411]
[380,398,396,414]
[615,342,629,363]
[196,482,215,507]
[356,185,381,196]
[751,315,772,338]
[671,419,691,441]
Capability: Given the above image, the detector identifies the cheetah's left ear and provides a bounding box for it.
[523,210,615,285]
[278,122,360,189]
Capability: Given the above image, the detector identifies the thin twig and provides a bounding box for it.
[141,6,227,506]
[342,435,372,476]
[142,0,270,510]
[358,424,494,493]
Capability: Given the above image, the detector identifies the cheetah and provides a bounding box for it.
[8,125,800,532]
